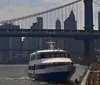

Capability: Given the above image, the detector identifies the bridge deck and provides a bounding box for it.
[0,29,100,38]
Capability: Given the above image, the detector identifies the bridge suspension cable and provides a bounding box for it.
[93,0,100,5]
[0,0,82,24]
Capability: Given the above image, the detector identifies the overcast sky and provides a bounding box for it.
[0,0,99,30]
[0,0,76,21]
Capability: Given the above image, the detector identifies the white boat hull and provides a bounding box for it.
[28,65,76,83]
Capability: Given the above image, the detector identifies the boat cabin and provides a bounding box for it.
[30,51,70,61]
[29,51,73,70]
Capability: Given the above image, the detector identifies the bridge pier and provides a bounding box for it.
[84,39,94,58]
[84,0,93,31]
[84,0,94,58]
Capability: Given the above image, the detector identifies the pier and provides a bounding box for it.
[80,58,100,85]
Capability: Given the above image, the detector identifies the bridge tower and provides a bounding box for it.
[84,0,94,58]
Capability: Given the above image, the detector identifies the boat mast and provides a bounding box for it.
[46,40,55,50]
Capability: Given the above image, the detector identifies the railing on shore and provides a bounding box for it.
[80,59,100,85]
[80,67,90,85]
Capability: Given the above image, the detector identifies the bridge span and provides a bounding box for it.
[0,0,100,63]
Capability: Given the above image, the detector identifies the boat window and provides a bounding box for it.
[51,54,54,57]
[30,55,36,61]
[61,53,64,57]
[38,53,50,59]
[64,53,70,58]
[51,52,69,58]
[41,64,46,68]
[35,63,54,69]
[35,64,47,69]
[28,66,35,70]
[36,54,41,59]
[67,53,70,58]
[54,62,65,66]
[40,54,45,58]
[35,64,46,69]
[36,52,70,59]
[34,62,72,70]
[54,62,68,67]
[53,62,71,66]
[45,54,49,58]
[56,53,59,57]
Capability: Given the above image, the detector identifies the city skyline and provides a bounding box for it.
[0,0,100,30]
[0,0,75,21]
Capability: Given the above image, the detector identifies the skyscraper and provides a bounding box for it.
[37,17,43,49]
[56,18,61,30]
[55,18,65,49]
[64,10,84,57]
[64,10,77,30]
[37,17,43,29]
[22,17,43,61]
[30,22,39,51]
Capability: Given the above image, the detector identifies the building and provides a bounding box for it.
[56,18,61,30]
[55,18,65,49]
[37,17,43,49]
[30,22,39,51]
[22,22,38,61]
[64,10,84,57]
[10,25,22,63]
[22,17,43,61]
[22,37,30,62]
[64,10,77,30]
[0,23,22,63]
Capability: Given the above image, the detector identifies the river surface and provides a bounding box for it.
[0,64,88,85]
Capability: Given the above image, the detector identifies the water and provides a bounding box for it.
[0,64,88,85]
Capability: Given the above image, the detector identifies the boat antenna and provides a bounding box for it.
[46,40,55,50]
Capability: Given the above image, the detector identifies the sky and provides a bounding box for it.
[0,0,75,21]
[0,0,99,30]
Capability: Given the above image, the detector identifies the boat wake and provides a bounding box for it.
[0,76,67,85]
[0,76,34,80]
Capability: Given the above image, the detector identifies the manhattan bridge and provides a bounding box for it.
[0,0,100,63]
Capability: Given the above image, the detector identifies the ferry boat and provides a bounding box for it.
[28,41,76,83]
